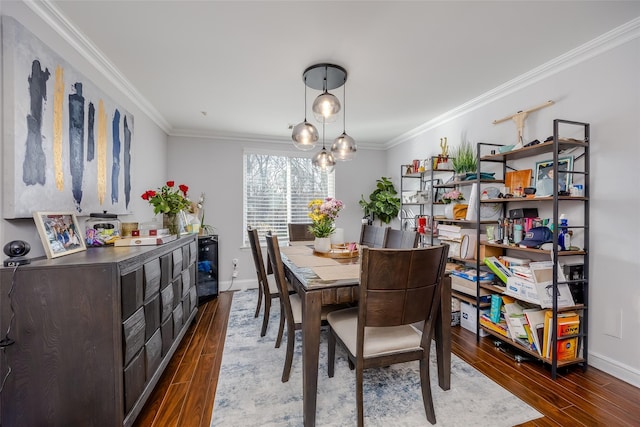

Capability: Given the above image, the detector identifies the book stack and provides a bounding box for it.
[449,269,494,297]
[543,311,580,360]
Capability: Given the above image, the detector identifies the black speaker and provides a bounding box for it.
[3,240,31,267]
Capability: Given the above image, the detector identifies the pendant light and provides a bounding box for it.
[312,90,340,124]
[331,78,357,161]
[291,76,319,150]
[312,120,335,173]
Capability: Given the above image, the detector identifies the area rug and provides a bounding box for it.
[212,290,541,426]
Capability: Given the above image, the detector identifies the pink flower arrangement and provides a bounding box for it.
[441,189,464,204]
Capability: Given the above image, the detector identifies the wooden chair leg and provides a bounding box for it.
[281,323,295,383]
[254,280,263,318]
[356,364,364,427]
[275,299,285,348]
[260,294,271,337]
[328,328,336,378]
[419,357,436,424]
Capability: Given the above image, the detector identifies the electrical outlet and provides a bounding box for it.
[232,270,238,278]
[232,258,238,268]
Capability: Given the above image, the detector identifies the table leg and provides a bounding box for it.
[435,275,451,390]
[302,290,322,427]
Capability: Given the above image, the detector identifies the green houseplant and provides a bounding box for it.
[359,176,401,224]
[451,141,477,176]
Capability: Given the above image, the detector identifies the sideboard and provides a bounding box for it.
[0,234,198,426]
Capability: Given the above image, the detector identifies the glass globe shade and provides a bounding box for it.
[291,121,319,151]
[312,92,340,123]
[312,148,335,173]
[330,133,357,161]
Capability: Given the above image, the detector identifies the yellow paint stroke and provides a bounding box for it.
[53,65,64,191]
[97,100,107,205]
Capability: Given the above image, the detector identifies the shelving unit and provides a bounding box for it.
[400,158,455,246]
[472,119,589,379]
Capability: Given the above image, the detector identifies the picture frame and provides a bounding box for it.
[423,178,441,204]
[534,156,574,195]
[33,212,87,258]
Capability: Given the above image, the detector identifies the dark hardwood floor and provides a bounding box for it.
[136,291,640,426]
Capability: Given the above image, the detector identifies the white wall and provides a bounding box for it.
[167,134,386,291]
[386,36,640,386]
[0,2,169,258]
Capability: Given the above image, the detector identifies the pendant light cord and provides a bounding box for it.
[303,76,308,121]
[342,77,347,133]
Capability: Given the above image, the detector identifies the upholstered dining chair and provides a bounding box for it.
[326,245,449,426]
[384,228,420,249]
[264,231,346,383]
[247,226,286,338]
[359,224,389,248]
[287,223,315,245]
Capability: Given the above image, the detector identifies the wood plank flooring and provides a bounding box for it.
[135,291,640,426]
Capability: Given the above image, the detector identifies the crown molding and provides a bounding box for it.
[385,16,640,150]
[24,0,172,133]
[168,128,383,150]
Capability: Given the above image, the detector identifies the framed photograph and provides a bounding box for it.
[33,212,87,259]
[534,157,574,195]
[423,178,441,204]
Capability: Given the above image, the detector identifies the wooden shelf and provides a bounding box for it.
[479,241,587,255]
[451,290,490,307]
[480,139,588,161]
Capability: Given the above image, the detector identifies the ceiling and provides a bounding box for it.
[47,1,640,148]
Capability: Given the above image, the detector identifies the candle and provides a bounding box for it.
[331,228,344,245]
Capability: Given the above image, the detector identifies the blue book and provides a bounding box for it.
[490,294,502,323]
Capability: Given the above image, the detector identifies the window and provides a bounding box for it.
[243,151,335,245]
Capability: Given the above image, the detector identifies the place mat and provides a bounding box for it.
[281,245,313,256]
[285,254,340,267]
[312,264,361,281]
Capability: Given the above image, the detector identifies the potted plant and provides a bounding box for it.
[451,141,477,179]
[359,177,401,225]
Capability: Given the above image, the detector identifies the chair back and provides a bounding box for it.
[288,223,315,243]
[358,245,448,346]
[359,224,389,248]
[384,229,420,248]
[247,226,269,289]
[264,232,295,322]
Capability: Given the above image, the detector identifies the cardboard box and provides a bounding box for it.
[505,276,574,308]
[460,301,489,337]
[451,275,492,297]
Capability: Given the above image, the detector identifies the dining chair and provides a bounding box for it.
[264,231,346,383]
[287,223,315,245]
[326,244,449,426]
[247,226,285,338]
[384,228,420,249]
[359,224,389,248]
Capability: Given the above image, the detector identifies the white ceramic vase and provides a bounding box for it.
[314,237,331,253]
[444,202,457,219]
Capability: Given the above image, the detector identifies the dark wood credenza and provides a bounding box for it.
[0,234,198,427]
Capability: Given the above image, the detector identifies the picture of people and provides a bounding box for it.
[534,157,573,196]
[33,212,87,258]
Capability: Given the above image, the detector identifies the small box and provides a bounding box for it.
[451,311,461,326]
[509,208,539,219]
[460,301,489,337]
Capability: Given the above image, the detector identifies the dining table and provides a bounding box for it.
[280,244,451,427]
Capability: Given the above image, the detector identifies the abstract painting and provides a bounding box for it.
[2,16,133,218]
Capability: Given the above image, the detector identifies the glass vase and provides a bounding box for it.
[164,213,179,236]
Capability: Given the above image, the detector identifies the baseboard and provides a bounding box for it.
[588,350,640,388]
[219,279,257,293]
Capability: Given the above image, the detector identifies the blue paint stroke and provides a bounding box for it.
[123,115,132,208]
[87,102,95,161]
[22,60,50,186]
[111,109,121,204]
[68,82,85,212]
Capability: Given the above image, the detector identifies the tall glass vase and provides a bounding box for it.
[164,213,179,236]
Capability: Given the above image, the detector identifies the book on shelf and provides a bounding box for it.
[480,313,510,338]
[437,223,462,233]
[523,309,547,356]
[484,256,513,284]
[543,311,580,359]
[449,269,494,282]
[489,294,502,323]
